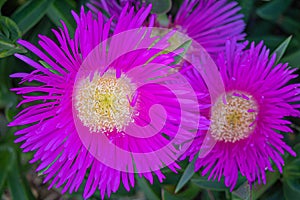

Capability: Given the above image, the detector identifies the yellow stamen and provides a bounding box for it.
[75,70,136,133]
[210,92,258,143]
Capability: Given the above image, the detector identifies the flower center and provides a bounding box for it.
[75,70,136,133]
[210,92,258,143]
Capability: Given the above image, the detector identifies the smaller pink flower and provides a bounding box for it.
[184,39,300,190]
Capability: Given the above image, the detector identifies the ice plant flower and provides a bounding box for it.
[185,40,300,190]
[9,5,205,199]
[87,0,245,55]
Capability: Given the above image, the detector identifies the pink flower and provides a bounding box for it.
[9,5,206,199]
[184,39,300,190]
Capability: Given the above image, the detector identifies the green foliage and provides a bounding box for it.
[256,0,293,21]
[137,177,160,200]
[0,16,26,58]
[0,0,7,14]
[282,50,300,68]
[0,144,35,199]
[146,0,172,14]
[175,157,196,193]
[7,155,35,200]
[252,171,280,199]
[192,177,229,191]
[0,58,18,108]
[236,0,254,23]
[0,145,15,191]
[46,0,76,34]
[11,0,55,34]
[271,35,292,64]
[162,183,201,200]
[282,144,300,199]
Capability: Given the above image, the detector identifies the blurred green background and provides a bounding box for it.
[0,0,300,199]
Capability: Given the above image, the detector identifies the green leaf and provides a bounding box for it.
[137,177,160,200]
[0,113,9,139]
[11,0,55,34]
[271,36,292,64]
[232,181,251,200]
[0,0,7,14]
[77,0,89,8]
[46,0,76,35]
[109,184,136,198]
[247,21,274,37]
[157,14,169,27]
[284,144,300,178]
[172,39,192,65]
[39,60,61,75]
[163,182,201,200]
[192,175,246,192]
[292,143,300,157]
[146,0,172,14]
[6,151,35,200]
[0,58,18,108]
[0,16,26,58]
[236,0,254,23]
[277,16,300,34]
[247,35,286,51]
[252,171,280,200]
[282,50,300,68]
[283,179,300,200]
[5,102,19,122]
[176,183,201,200]
[256,0,293,21]
[191,177,228,191]
[201,190,224,200]
[0,145,15,192]
[162,189,182,200]
[258,185,284,200]
[175,157,196,193]
[25,16,54,48]
[282,144,300,199]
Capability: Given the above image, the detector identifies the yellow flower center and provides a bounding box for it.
[210,92,258,143]
[75,70,136,133]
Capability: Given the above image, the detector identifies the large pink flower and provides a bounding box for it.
[9,5,206,199]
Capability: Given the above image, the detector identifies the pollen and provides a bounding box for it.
[210,92,258,143]
[75,70,136,133]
